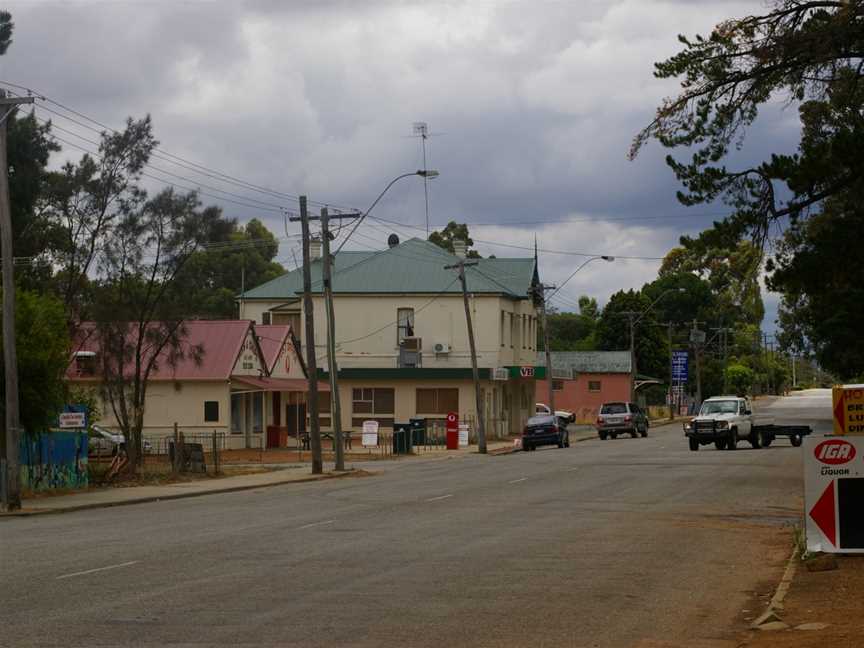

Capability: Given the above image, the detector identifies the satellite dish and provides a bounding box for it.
[387,234,400,248]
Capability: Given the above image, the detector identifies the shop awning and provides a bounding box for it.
[231,376,330,392]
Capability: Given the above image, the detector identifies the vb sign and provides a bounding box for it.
[804,436,864,553]
[833,384,864,435]
[520,366,535,378]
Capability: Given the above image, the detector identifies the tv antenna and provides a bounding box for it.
[411,121,443,236]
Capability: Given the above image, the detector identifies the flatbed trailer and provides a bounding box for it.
[752,424,812,448]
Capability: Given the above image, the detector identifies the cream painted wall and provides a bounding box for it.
[80,379,231,442]
[238,293,540,371]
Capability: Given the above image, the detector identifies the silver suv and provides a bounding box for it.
[596,402,649,440]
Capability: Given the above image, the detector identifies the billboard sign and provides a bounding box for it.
[804,435,864,553]
[671,351,688,382]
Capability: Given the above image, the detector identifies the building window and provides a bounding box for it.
[231,394,242,434]
[500,312,506,347]
[397,308,415,345]
[416,388,459,415]
[204,401,219,422]
[522,314,527,348]
[552,380,564,392]
[588,380,602,392]
[510,313,515,348]
[352,388,395,428]
[252,393,264,432]
[262,312,271,325]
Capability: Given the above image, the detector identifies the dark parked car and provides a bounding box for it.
[596,402,649,440]
[522,415,570,451]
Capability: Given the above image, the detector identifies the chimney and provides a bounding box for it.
[310,237,322,260]
[453,240,467,259]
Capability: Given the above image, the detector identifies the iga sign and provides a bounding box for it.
[833,385,864,435]
[804,435,864,553]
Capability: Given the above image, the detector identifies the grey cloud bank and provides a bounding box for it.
[3,0,790,327]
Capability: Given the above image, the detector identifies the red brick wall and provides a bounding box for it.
[536,374,632,423]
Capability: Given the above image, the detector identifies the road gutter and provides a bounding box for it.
[0,470,361,519]
[751,546,799,629]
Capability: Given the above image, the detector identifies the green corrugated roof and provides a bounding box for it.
[240,238,536,300]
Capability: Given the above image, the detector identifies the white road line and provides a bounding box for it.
[425,494,453,502]
[297,519,336,530]
[508,478,527,484]
[56,560,139,580]
[567,467,580,472]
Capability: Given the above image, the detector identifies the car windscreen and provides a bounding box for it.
[526,415,555,427]
[600,403,627,414]
[699,400,738,415]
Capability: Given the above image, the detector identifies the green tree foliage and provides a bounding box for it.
[428,221,481,258]
[0,11,12,55]
[634,1,864,377]
[180,217,284,318]
[42,116,157,324]
[596,290,668,379]
[542,296,600,351]
[0,291,69,433]
[725,363,755,396]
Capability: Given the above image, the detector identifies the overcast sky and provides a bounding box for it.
[2,0,798,329]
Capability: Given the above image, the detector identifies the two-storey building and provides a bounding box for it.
[238,236,544,438]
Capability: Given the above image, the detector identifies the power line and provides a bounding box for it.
[45,132,288,215]
[0,81,359,212]
[366,215,666,260]
[37,115,290,212]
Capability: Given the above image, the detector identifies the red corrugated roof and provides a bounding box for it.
[68,320,254,381]
[254,325,292,373]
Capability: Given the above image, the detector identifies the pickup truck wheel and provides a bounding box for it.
[760,432,773,447]
[749,432,761,449]
[564,433,570,448]
[629,430,638,439]
[523,442,532,452]
[714,440,726,450]
[599,431,608,440]
[640,426,648,438]
[688,438,699,451]
[611,433,618,440]
[790,434,803,447]
[725,431,737,450]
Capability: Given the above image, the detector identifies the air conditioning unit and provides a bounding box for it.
[433,342,451,354]
[401,336,422,352]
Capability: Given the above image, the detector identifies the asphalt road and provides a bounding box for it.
[0,390,832,647]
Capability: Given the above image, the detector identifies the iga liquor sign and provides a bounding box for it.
[804,436,864,553]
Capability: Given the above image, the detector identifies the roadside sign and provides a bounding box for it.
[361,421,379,448]
[689,329,706,345]
[671,351,688,382]
[804,435,864,553]
[58,411,87,429]
[519,366,535,378]
[833,385,864,435]
[458,423,469,447]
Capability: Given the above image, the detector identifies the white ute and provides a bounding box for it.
[535,403,576,424]
[684,396,757,451]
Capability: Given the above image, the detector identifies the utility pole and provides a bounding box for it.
[291,204,361,472]
[534,284,557,414]
[667,322,674,421]
[320,207,346,472]
[292,197,323,474]
[619,311,639,402]
[445,258,486,454]
[692,319,703,409]
[0,91,33,512]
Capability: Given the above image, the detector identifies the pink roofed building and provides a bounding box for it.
[68,320,327,450]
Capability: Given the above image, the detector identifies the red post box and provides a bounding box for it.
[446,412,459,450]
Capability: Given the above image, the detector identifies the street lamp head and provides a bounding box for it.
[601,256,615,262]
[417,169,439,179]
